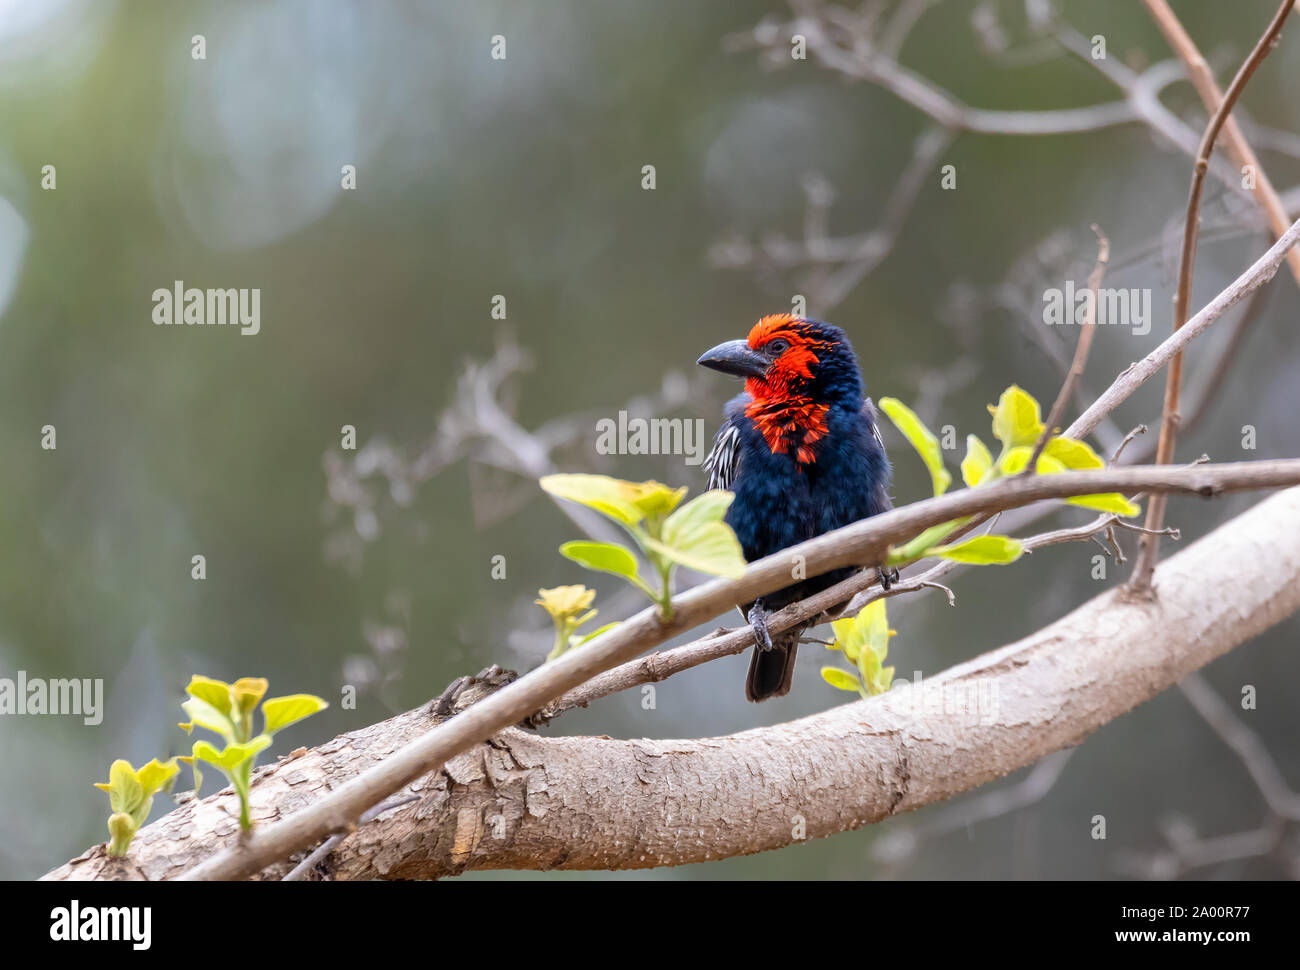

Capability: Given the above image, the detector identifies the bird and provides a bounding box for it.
[697,314,893,702]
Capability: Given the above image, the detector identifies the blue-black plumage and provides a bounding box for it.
[699,315,893,701]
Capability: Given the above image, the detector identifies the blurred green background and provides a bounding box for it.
[2,0,1298,880]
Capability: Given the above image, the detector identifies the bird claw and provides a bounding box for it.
[747,603,775,652]
[879,565,900,590]
[426,664,517,718]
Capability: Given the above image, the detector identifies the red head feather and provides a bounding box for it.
[743,315,838,463]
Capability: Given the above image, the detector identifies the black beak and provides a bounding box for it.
[696,339,769,380]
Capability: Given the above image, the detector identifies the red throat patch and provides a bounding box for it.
[745,396,829,464]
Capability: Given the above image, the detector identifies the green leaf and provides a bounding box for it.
[540,474,646,524]
[1000,446,1065,477]
[826,600,896,696]
[558,540,657,593]
[859,599,890,659]
[878,397,952,496]
[573,621,620,647]
[828,615,861,661]
[261,694,328,737]
[185,675,234,715]
[100,759,144,816]
[191,735,272,774]
[1044,436,1105,470]
[961,434,994,487]
[647,490,747,579]
[628,483,688,521]
[541,474,686,526]
[820,667,863,693]
[926,535,1024,564]
[663,488,734,536]
[1067,493,1142,516]
[866,665,895,696]
[886,519,965,566]
[988,385,1045,449]
[231,678,269,720]
[135,758,180,796]
[858,648,881,680]
[179,695,238,743]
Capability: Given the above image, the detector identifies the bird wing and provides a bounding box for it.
[704,417,741,492]
[863,396,894,513]
[863,396,886,454]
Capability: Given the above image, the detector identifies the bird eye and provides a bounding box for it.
[767,339,789,355]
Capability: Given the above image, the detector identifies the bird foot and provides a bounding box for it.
[879,565,900,590]
[426,664,518,719]
[747,603,775,652]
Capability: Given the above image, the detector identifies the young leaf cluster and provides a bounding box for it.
[540,475,747,621]
[878,386,1138,567]
[177,676,328,830]
[821,599,896,698]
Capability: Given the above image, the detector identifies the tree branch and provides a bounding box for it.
[44,485,1300,880]
[1066,214,1300,443]
[1142,0,1300,287]
[1131,0,1295,590]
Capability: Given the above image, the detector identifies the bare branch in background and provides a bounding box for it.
[1116,672,1300,878]
[322,330,713,566]
[871,750,1075,875]
[1132,0,1295,591]
[1142,0,1300,287]
[320,329,720,681]
[715,1,1295,320]
[1065,216,1300,444]
[711,126,954,313]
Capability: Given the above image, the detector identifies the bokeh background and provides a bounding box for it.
[2,0,1298,880]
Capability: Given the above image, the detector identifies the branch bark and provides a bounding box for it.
[45,485,1300,880]
[176,458,1300,880]
[41,215,1300,882]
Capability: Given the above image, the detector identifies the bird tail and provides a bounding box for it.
[745,629,800,702]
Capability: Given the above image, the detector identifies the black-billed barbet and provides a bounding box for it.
[698,314,893,702]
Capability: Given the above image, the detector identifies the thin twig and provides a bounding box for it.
[1067,215,1300,444]
[538,495,1191,723]
[1132,0,1295,592]
[1111,425,1148,464]
[281,794,420,881]
[1142,0,1300,287]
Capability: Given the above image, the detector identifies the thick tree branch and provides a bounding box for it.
[180,459,1300,880]
[45,486,1300,880]
[47,208,1300,882]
